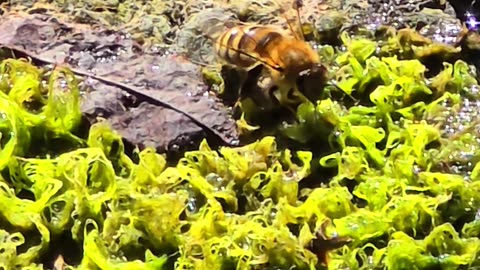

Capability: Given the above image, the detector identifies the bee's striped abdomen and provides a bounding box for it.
[215,25,285,69]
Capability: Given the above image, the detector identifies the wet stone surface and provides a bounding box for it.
[342,0,463,44]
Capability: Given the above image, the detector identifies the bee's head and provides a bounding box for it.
[278,40,321,80]
[296,63,328,98]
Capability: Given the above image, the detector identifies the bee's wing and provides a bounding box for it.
[237,26,289,71]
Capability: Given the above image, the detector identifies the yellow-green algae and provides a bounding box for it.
[1,30,480,270]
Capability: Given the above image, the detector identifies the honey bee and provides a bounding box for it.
[213,0,327,108]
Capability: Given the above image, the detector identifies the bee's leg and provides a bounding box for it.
[233,69,248,108]
[272,86,300,114]
[291,85,310,103]
[279,85,310,104]
[216,65,249,108]
[242,65,275,108]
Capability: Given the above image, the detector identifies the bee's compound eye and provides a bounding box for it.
[296,65,327,98]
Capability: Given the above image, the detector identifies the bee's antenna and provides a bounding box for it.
[292,0,305,40]
[270,0,304,40]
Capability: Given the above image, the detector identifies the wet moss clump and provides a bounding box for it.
[1,28,480,270]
